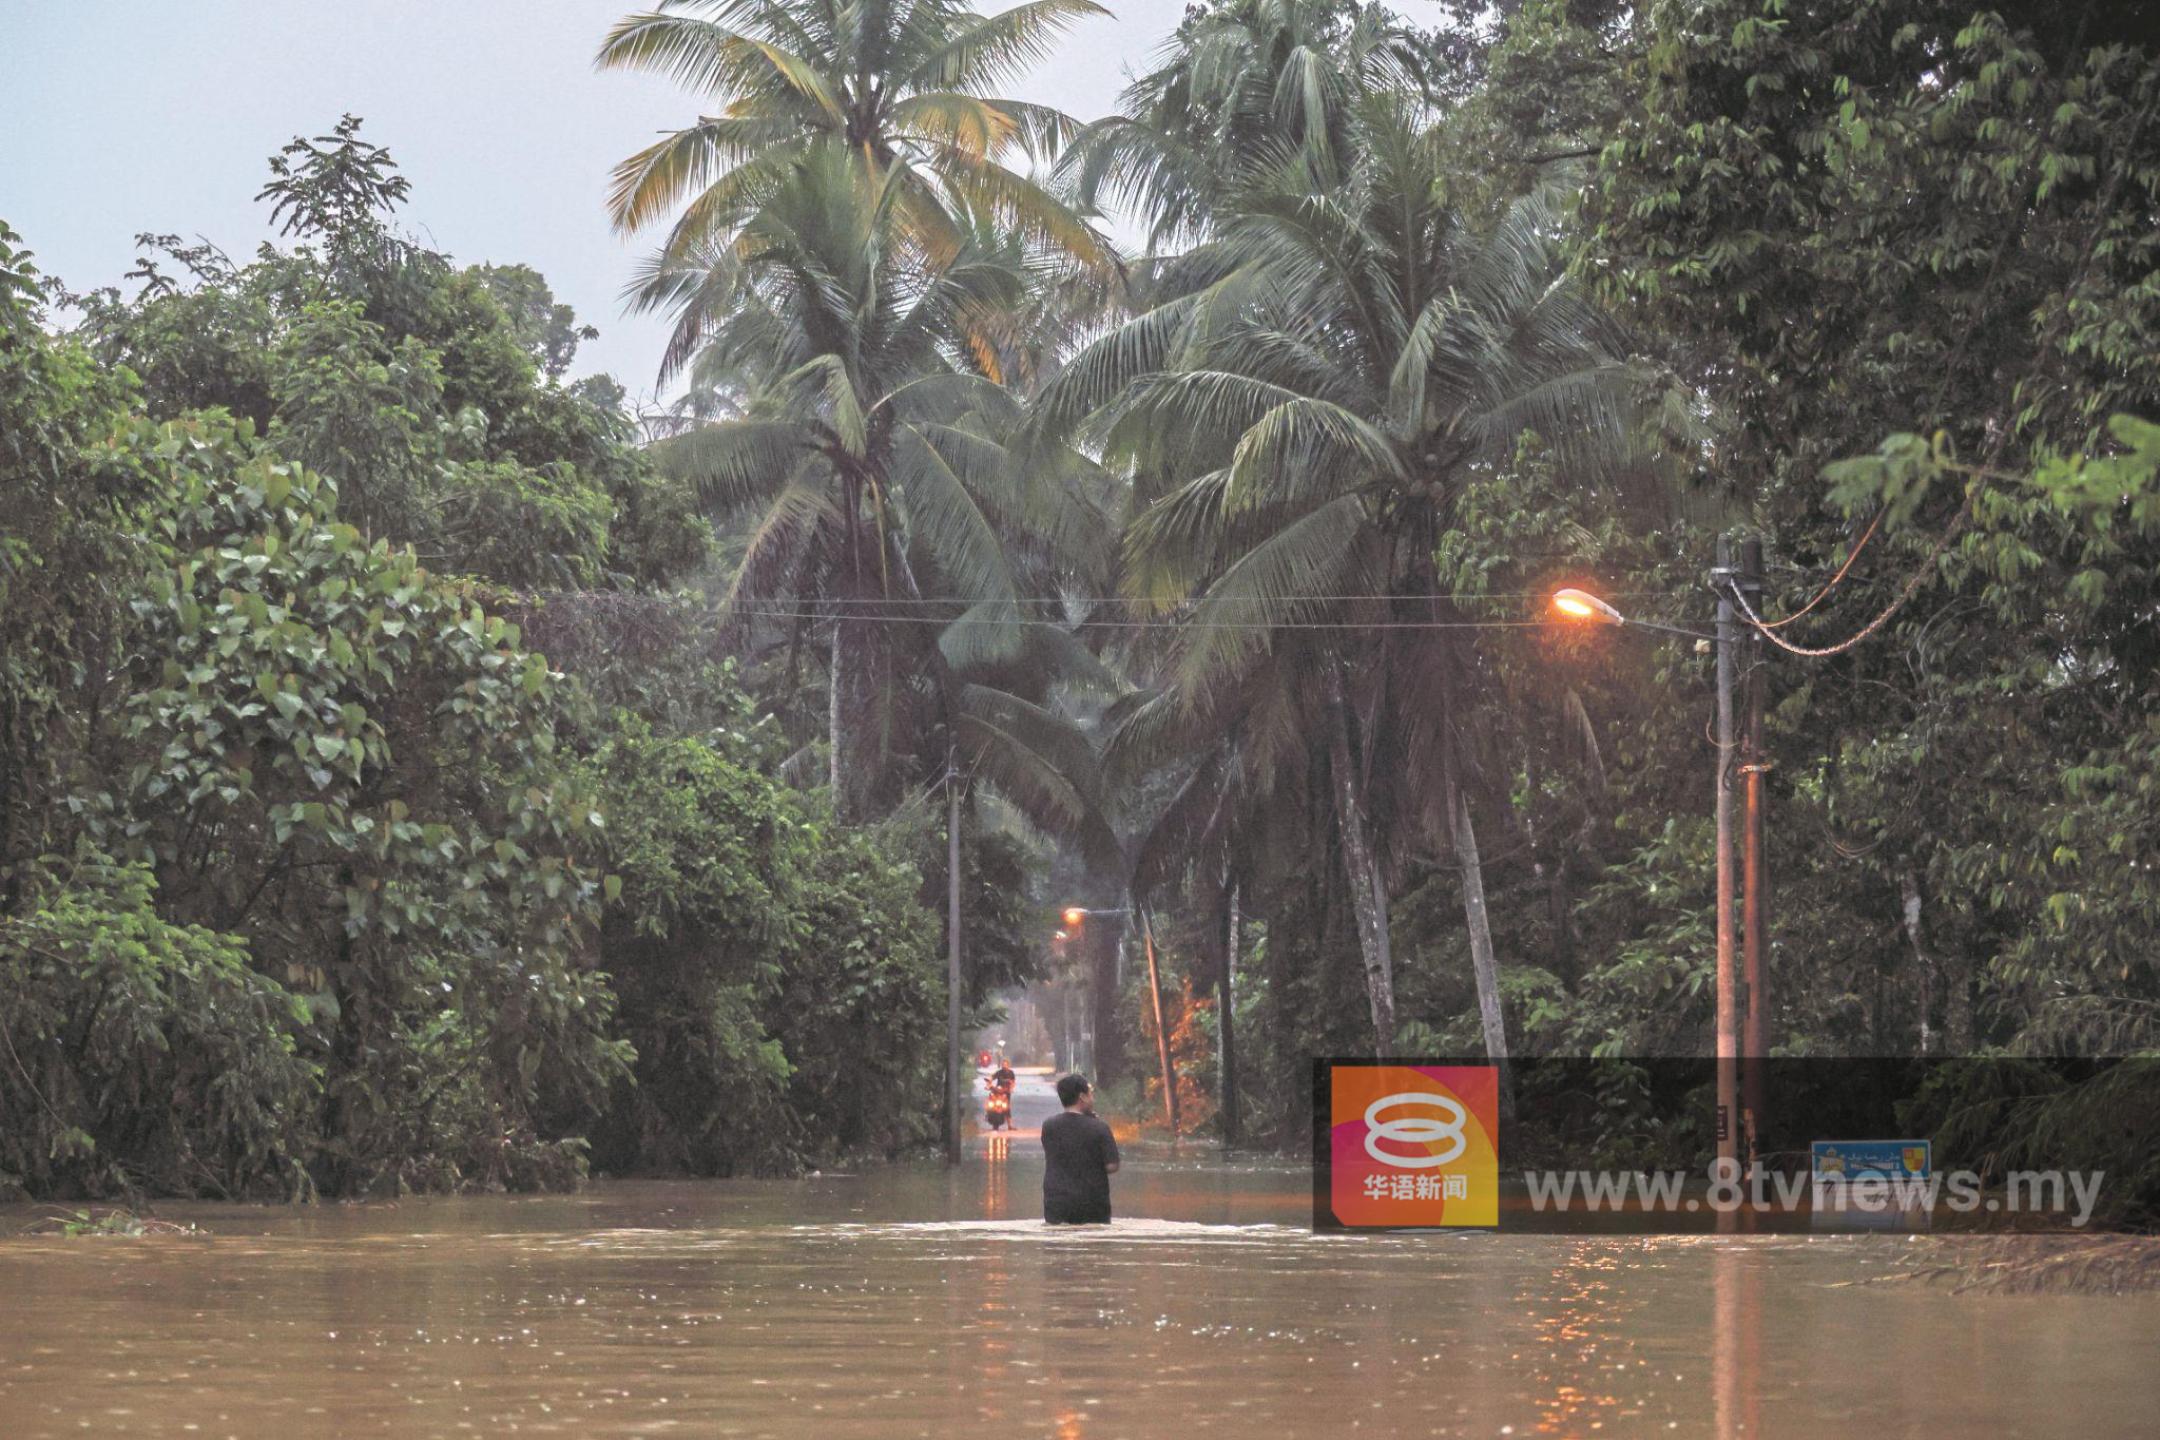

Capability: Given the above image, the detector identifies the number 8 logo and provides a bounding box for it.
[1363,1092,1468,1168]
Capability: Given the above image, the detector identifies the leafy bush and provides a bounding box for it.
[579,706,943,1174]
[0,860,317,1200]
[108,416,628,1193]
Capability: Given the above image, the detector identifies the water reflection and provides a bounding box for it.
[1713,1240,1763,1439]
[0,1161,2156,1438]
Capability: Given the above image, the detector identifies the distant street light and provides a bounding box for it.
[1551,542,1770,1181]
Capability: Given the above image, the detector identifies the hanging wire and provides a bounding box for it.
[1754,508,1884,629]
[1728,510,1968,658]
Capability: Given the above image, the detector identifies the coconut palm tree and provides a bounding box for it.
[1059,0,1435,251]
[598,0,1115,289]
[648,147,1110,821]
[1038,94,1643,1058]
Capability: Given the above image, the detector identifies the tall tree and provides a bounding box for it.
[598,0,1114,286]
[1061,0,1437,251]
[1042,96,1640,1058]
[1587,0,2160,1054]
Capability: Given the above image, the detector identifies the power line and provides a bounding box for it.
[1727,512,1967,658]
[724,604,1568,631]
[758,589,1685,606]
[1753,509,1884,630]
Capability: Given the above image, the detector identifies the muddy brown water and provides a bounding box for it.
[4,1131,2157,1437]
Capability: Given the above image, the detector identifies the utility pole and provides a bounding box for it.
[1138,908,1178,1134]
[945,757,963,1167]
[1220,877,1241,1148]
[1739,538,1769,1168]
[1713,537,1740,1179]
[1551,553,1772,1182]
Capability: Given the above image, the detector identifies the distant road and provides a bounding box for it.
[974,1070,1060,1140]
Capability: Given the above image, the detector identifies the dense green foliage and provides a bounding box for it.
[9,0,2160,1194]
[0,121,974,1198]
[579,709,944,1173]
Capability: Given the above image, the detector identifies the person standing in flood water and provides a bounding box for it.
[1041,1073,1120,1224]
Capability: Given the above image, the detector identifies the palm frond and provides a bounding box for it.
[955,682,1120,862]
[723,34,847,123]
[605,115,815,233]
[652,417,812,507]
[770,352,869,457]
[905,0,1111,94]
[932,150,1114,268]
[1170,492,1371,701]
[596,12,751,95]
[720,460,839,614]
[892,421,1019,603]
[1223,395,1405,511]
[889,91,1019,160]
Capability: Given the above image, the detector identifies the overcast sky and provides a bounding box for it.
[2,1,1441,403]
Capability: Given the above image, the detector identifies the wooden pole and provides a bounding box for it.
[1139,908,1178,1134]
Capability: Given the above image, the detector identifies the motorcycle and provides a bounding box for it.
[984,1082,1013,1131]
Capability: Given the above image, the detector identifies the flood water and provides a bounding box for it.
[4,1111,2157,1437]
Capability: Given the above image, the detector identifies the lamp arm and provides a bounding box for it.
[1622,618,1719,643]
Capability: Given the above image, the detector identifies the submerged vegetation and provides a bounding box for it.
[5,0,2160,1200]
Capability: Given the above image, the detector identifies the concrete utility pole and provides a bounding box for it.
[1553,544,1775,1183]
[1713,537,1740,1178]
[1739,538,1769,1167]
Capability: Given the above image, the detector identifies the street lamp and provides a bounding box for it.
[1550,540,1769,1180]
[1058,904,1178,1133]
[1551,587,1711,641]
[1551,587,1624,624]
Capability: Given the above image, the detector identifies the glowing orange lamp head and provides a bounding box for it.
[1062,906,1087,928]
[1551,587,1625,625]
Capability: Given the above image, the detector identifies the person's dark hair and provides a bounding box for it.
[1056,1073,1091,1107]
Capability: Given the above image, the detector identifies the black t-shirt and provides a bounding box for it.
[1041,1110,1119,1223]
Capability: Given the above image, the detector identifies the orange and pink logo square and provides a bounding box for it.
[1328,1064,1499,1227]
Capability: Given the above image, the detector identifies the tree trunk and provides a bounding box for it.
[1451,778,1510,1067]
[1900,863,1931,1056]
[1325,662,1395,1057]
[828,611,881,822]
[944,766,963,1164]
[1945,949,1974,1054]
[1087,903,1125,1088]
[1902,861,1974,1052]
[1220,877,1241,1147]
[1547,858,1575,986]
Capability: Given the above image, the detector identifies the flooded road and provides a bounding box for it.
[4,1137,2157,1438]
